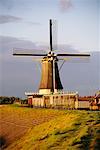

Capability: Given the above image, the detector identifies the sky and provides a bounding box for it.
[0,0,100,97]
[0,0,99,51]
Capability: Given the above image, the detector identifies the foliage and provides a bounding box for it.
[0,96,26,104]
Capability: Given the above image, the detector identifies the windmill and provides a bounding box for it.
[13,19,90,108]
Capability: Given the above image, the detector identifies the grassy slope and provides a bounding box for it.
[6,107,100,150]
[0,105,64,148]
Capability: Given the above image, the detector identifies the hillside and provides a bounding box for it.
[0,105,100,150]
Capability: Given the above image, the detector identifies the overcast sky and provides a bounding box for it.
[0,0,99,97]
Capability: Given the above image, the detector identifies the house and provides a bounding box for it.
[76,97,90,110]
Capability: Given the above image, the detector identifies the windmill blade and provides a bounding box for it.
[13,48,47,56]
[58,58,71,61]
[50,19,53,51]
[57,53,90,57]
[58,57,90,63]
[52,20,58,50]
[49,19,58,52]
[57,53,90,63]
[13,53,47,56]
[32,58,43,61]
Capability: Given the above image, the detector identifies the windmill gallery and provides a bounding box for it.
[13,19,91,109]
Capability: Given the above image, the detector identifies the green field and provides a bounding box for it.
[0,105,100,150]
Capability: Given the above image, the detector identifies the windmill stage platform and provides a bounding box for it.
[25,91,79,109]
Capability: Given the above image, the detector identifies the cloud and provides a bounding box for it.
[0,15,41,25]
[0,35,77,55]
[0,35,89,65]
[0,35,48,59]
[59,0,73,12]
[0,15,22,24]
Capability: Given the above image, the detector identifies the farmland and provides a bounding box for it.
[0,105,100,150]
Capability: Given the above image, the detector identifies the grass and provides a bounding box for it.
[0,105,100,150]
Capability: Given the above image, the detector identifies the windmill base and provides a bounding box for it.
[39,89,62,94]
[25,92,79,109]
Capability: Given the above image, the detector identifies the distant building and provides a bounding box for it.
[89,91,100,110]
[95,91,100,103]
[76,97,90,110]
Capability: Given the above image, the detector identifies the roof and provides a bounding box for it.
[78,96,95,101]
